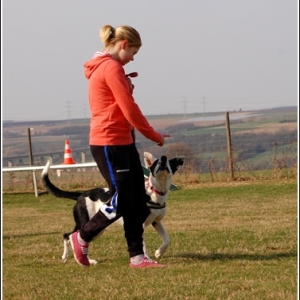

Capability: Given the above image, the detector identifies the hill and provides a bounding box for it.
[2,106,298,171]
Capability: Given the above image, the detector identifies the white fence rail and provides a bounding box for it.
[2,162,97,197]
[2,162,97,172]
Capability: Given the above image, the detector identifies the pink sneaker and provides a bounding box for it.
[69,231,90,267]
[130,257,165,268]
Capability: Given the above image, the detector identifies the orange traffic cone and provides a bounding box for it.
[62,140,76,164]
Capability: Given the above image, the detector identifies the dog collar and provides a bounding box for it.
[146,179,167,196]
[150,185,167,196]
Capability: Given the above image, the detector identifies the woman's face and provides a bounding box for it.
[118,41,140,66]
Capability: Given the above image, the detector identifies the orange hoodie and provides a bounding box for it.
[84,53,162,146]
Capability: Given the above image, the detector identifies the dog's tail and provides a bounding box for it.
[41,160,81,200]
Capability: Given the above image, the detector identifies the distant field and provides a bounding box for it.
[2,108,298,175]
[3,108,297,137]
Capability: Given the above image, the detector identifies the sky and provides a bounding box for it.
[2,0,299,122]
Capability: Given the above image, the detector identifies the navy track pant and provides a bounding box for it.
[80,143,150,258]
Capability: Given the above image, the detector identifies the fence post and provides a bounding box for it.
[225,112,234,180]
[81,152,86,172]
[28,128,38,197]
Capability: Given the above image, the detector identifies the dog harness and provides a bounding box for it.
[147,199,166,209]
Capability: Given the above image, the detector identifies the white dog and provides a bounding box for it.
[41,152,184,264]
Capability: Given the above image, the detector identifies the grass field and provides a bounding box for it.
[2,179,298,300]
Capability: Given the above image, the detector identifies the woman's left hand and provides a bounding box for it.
[126,77,134,94]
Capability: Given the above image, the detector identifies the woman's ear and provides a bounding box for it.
[120,40,128,50]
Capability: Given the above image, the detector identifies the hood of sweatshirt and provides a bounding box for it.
[84,52,112,79]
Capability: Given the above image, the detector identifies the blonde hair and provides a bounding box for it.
[99,25,142,48]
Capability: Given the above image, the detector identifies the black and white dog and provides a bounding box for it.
[41,152,184,264]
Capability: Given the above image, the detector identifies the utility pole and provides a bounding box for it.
[66,101,71,124]
[201,94,206,120]
[83,103,87,119]
[182,95,188,118]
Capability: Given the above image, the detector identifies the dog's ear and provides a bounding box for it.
[169,157,185,174]
[144,152,155,168]
[149,159,159,175]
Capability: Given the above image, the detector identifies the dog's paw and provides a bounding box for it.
[155,250,162,259]
[62,255,68,263]
[88,258,98,265]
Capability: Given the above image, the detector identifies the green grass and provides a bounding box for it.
[2,180,297,299]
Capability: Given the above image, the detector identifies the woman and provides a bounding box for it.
[70,24,169,268]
